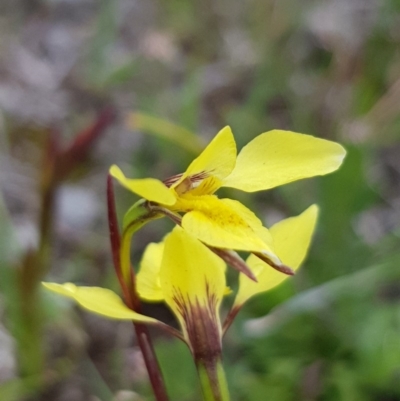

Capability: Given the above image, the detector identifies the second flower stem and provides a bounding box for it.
[197,359,230,401]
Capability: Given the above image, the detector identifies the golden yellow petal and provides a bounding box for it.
[270,204,319,268]
[174,126,237,195]
[223,131,346,192]
[234,204,319,306]
[42,282,158,323]
[109,165,176,205]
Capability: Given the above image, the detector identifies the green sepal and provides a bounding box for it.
[123,199,161,230]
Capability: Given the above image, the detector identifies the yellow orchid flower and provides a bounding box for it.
[43,206,318,399]
[43,226,229,399]
[110,127,345,273]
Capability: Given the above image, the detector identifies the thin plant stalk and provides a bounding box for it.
[107,175,170,401]
[197,360,230,401]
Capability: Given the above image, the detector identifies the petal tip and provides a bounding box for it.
[306,204,320,218]
[221,125,232,134]
[109,164,123,179]
[335,144,347,162]
[281,265,295,276]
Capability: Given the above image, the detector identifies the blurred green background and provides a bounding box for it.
[1,0,400,400]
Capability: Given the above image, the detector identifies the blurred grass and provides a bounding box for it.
[0,0,400,400]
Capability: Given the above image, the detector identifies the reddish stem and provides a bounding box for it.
[106,175,169,401]
[106,174,132,304]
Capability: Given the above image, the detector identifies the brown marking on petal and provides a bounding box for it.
[175,177,193,195]
[163,171,211,194]
[163,173,183,187]
[171,280,222,363]
[253,252,295,275]
[189,175,221,196]
[190,171,211,182]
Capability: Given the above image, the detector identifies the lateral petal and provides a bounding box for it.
[234,204,319,306]
[42,282,158,323]
[223,130,346,192]
[110,165,176,205]
[137,242,165,302]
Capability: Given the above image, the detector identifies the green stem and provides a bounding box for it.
[120,208,161,292]
[197,359,230,401]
